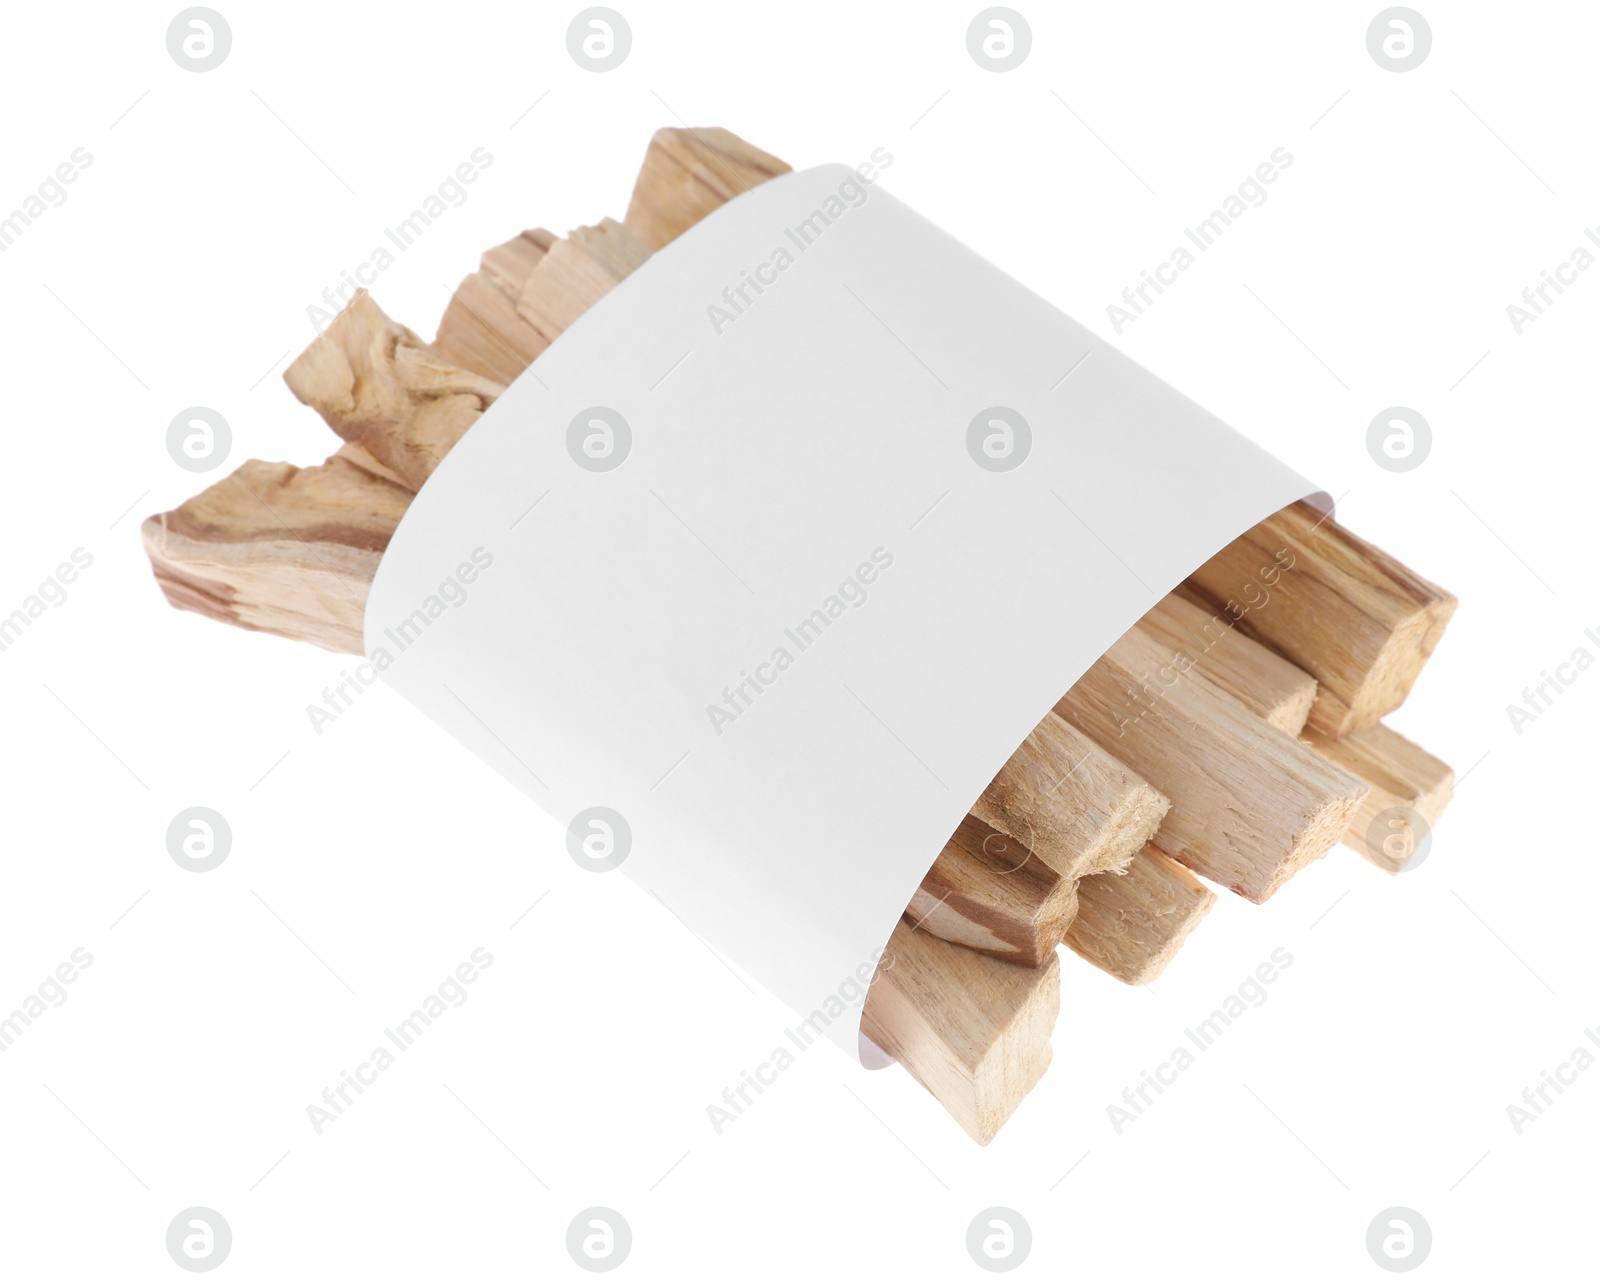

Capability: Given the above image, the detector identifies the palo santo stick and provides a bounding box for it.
[1056,629,1370,902]
[1135,594,1318,735]
[862,917,1059,1145]
[1064,844,1216,984]
[140,455,407,654]
[972,711,1169,882]
[908,817,1077,967]
[436,229,555,384]
[148,204,668,653]
[1183,500,1457,738]
[284,290,504,491]
[1135,595,1455,872]
[623,126,792,251]
[515,218,652,344]
[1303,722,1453,872]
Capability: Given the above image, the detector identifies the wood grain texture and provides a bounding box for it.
[514,218,652,344]
[481,227,557,295]
[972,710,1169,882]
[908,816,1077,967]
[1135,593,1318,734]
[284,290,504,492]
[1184,500,1457,737]
[435,229,556,384]
[140,455,409,654]
[1303,722,1453,872]
[1056,628,1370,902]
[1064,844,1215,984]
[332,441,412,490]
[140,129,1461,1148]
[862,918,1059,1145]
[623,126,792,251]
[145,129,782,659]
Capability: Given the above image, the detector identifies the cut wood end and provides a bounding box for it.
[1329,588,1458,736]
[1065,843,1216,985]
[1304,722,1454,872]
[1081,771,1170,878]
[1186,500,1457,739]
[973,712,1170,883]
[1250,760,1371,902]
[862,919,1058,1144]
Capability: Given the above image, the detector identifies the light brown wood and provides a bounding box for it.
[481,227,557,296]
[908,816,1077,967]
[435,229,555,384]
[1056,628,1370,902]
[1135,593,1318,734]
[862,917,1059,1145]
[140,127,1462,1148]
[140,455,407,654]
[515,218,652,344]
[1064,844,1216,984]
[1183,500,1457,738]
[284,290,504,492]
[972,710,1169,882]
[332,441,411,490]
[1303,722,1453,872]
[623,126,792,251]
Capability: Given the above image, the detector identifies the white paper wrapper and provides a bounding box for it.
[365,163,1325,1061]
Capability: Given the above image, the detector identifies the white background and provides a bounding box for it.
[1,0,1594,1276]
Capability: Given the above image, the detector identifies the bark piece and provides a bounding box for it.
[284,290,504,492]
[141,455,408,654]
[1056,629,1370,902]
[971,711,1169,882]
[1135,593,1318,734]
[862,918,1059,1145]
[908,817,1077,967]
[1064,845,1216,984]
[1303,722,1453,872]
[1184,501,1457,737]
[623,126,793,251]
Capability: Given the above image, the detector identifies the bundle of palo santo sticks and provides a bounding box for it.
[143,128,1457,1144]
